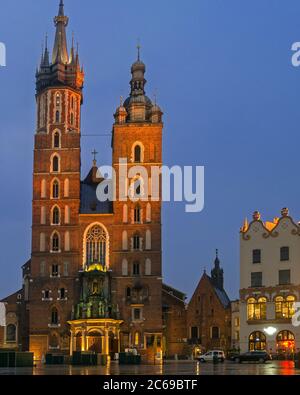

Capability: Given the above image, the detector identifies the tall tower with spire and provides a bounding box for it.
[29,0,84,359]
[211,249,224,290]
[112,46,164,356]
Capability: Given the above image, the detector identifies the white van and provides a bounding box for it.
[198,350,225,363]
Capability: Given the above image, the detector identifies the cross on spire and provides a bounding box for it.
[92,149,98,166]
[137,40,141,61]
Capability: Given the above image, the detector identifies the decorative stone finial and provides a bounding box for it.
[281,207,289,217]
[253,211,261,221]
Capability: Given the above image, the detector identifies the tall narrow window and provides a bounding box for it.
[51,232,60,252]
[52,179,59,199]
[52,155,60,173]
[52,207,60,225]
[134,145,142,163]
[51,308,58,325]
[134,205,141,223]
[55,110,60,123]
[53,131,60,148]
[70,113,74,125]
[133,261,140,276]
[133,234,140,250]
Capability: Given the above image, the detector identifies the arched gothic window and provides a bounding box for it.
[52,179,59,198]
[134,145,142,163]
[85,225,108,267]
[52,207,60,225]
[52,155,60,173]
[51,232,60,252]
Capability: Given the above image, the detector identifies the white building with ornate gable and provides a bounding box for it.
[239,208,300,356]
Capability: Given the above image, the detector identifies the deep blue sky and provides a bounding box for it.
[1,0,300,301]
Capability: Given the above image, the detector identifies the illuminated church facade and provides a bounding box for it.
[1,1,165,360]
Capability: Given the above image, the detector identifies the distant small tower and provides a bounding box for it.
[211,249,224,290]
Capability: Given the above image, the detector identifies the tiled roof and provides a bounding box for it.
[80,182,113,214]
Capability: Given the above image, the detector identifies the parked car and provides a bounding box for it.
[227,352,240,361]
[198,350,225,363]
[234,351,271,364]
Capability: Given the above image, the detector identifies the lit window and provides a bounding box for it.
[247,297,267,320]
[134,332,140,346]
[85,225,108,267]
[249,331,266,351]
[56,93,61,107]
[275,295,295,319]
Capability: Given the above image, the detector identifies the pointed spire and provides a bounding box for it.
[52,0,69,64]
[137,40,141,62]
[59,0,65,16]
[70,32,75,64]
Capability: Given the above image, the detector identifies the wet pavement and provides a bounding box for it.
[0,360,299,375]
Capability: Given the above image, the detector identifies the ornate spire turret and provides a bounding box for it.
[36,1,84,94]
[52,0,69,64]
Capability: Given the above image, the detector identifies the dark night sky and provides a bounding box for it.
[1,0,300,301]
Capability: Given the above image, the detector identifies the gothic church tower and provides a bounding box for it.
[29,0,84,359]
